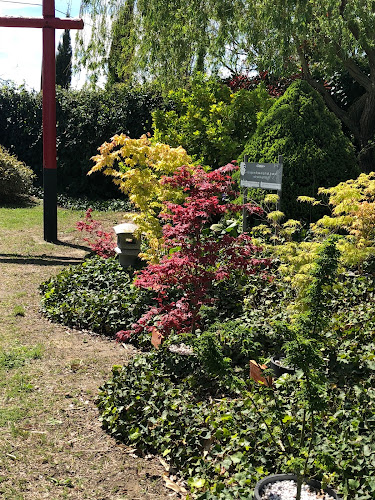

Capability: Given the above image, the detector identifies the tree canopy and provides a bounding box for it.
[78,0,375,170]
[78,0,240,87]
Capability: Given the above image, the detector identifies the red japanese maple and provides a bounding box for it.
[224,71,302,97]
[76,208,116,259]
[116,164,271,343]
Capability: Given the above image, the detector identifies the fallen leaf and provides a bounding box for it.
[159,457,170,471]
[163,474,188,495]
[151,328,163,349]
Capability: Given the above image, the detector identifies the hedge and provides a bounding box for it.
[0,83,165,198]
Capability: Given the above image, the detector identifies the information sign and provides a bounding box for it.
[240,161,283,190]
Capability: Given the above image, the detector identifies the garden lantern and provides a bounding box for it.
[113,223,140,268]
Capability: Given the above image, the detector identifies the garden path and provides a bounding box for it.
[0,210,177,499]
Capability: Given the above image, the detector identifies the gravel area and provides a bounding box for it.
[260,480,336,500]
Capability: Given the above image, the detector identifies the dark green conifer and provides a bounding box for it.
[56,29,72,89]
[242,80,359,221]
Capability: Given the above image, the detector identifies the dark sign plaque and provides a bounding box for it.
[240,161,283,190]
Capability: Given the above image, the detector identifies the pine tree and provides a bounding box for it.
[56,29,72,89]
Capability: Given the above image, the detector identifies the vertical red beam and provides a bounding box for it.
[42,0,57,241]
[0,4,83,243]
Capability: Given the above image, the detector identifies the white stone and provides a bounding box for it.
[260,480,336,500]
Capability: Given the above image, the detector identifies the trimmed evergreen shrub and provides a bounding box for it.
[0,85,42,182]
[241,80,359,221]
[0,145,35,202]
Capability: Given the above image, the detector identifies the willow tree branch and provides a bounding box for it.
[331,38,372,91]
[347,93,367,123]
[338,1,375,74]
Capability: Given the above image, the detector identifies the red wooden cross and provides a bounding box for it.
[0,0,83,242]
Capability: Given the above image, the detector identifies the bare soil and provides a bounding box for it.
[0,204,183,500]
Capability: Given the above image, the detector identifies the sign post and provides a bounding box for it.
[0,1,83,242]
[240,155,284,232]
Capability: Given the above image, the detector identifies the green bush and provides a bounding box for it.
[55,85,165,197]
[241,80,359,221]
[0,84,42,182]
[0,145,35,202]
[94,257,375,498]
[38,250,283,348]
[56,193,135,212]
[97,351,270,498]
[96,267,375,499]
[39,257,154,341]
[153,75,273,168]
[200,271,295,367]
[31,187,136,212]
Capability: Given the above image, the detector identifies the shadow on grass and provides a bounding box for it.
[0,196,39,209]
[54,239,90,252]
[0,253,84,266]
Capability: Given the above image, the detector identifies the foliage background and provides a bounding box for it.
[153,76,273,168]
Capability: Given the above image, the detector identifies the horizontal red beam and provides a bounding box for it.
[0,17,84,29]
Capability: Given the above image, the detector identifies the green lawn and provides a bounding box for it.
[0,201,84,231]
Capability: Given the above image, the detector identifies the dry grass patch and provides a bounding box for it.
[0,200,178,499]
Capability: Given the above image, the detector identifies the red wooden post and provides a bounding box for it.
[0,1,83,242]
[42,0,58,242]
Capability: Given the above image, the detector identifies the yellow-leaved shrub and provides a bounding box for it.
[304,172,375,269]
[0,145,35,201]
[250,172,375,290]
[89,134,195,261]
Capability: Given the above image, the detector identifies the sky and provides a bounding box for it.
[0,0,89,91]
